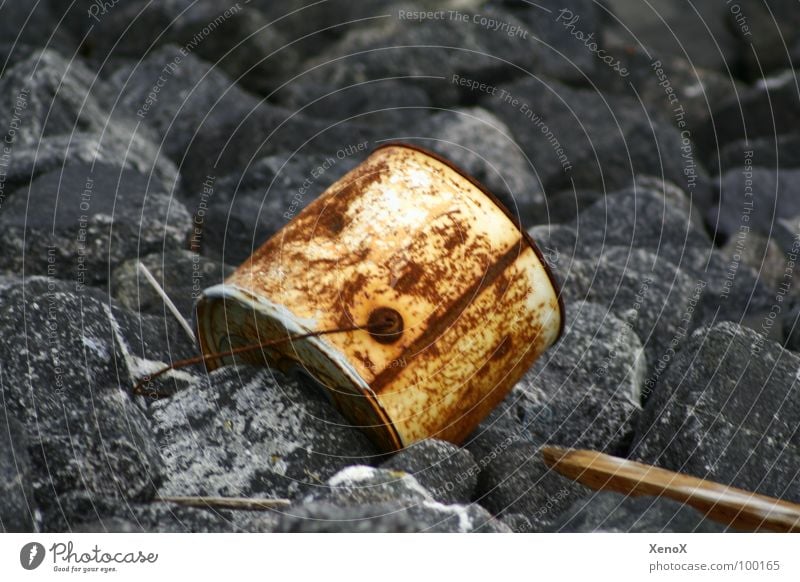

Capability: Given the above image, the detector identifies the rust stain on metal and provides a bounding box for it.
[196,143,564,452]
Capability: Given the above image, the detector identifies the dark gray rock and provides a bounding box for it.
[381,439,479,505]
[719,229,787,293]
[714,134,800,175]
[0,416,36,532]
[632,322,800,502]
[111,251,231,319]
[70,1,298,96]
[0,49,178,188]
[550,492,726,532]
[574,188,712,277]
[279,465,508,532]
[498,512,535,533]
[410,107,545,225]
[591,48,743,144]
[488,0,601,84]
[150,366,378,501]
[730,1,800,80]
[0,162,192,286]
[527,223,579,275]
[543,187,602,224]
[700,69,800,154]
[0,133,177,203]
[782,302,800,353]
[482,301,644,454]
[557,247,699,386]
[178,100,375,196]
[56,497,242,533]
[481,77,713,209]
[299,5,538,105]
[107,45,260,163]
[602,0,738,72]
[199,152,361,264]
[0,278,201,530]
[0,3,75,69]
[568,187,772,333]
[710,167,800,253]
[273,78,432,130]
[276,500,508,532]
[463,438,591,532]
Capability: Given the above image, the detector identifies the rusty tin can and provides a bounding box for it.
[195,143,564,452]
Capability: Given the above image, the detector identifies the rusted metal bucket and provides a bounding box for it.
[195,143,564,452]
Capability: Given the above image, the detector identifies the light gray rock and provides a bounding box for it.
[279,465,508,532]
[632,322,800,502]
[150,366,378,501]
[380,439,479,505]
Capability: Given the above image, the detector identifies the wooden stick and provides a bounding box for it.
[137,261,196,343]
[157,495,290,511]
[541,446,800,533]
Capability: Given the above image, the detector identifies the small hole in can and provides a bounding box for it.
[367,307,404,344]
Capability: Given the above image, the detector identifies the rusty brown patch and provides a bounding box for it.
[391,261,425,294]
[492,335,512,361]
[371,235,525,393]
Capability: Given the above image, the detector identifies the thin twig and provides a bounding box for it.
[137,261,196,343]
[158,495,290,511]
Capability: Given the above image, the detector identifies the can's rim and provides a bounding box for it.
[373,141,566,342]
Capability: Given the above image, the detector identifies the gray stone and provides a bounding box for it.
[411,107,545,226]
[0,3,75,69]
[699,69,800,153]
[463,438,591,532]
[550,492,726,532]
[632,322,800,502]
[481,77,713,209]
[0,49,179,188]
[276,500,508,533]
[720,229,788,292]
[107,45,261,163]
[488,0,602,83]
[71,1,298,96]
[150,365,378,501]
[380,439,479,505]
[0,278,203,530]
[280,465,507,532]
[543,188,602,224]
[178,100,375,196]
[57,497,243,533]
[782,302,800,353]
[0,133,178,202]
[710,167,800,254]
[557,247,700,387]
[0,416,36,532]
[299,5,538,105]
[602,0,739,72]
[111,251,231,319]
[730,1,800,80]
[273,78,432,130]
[482,301,644,454]
[0,162,192,287]
[714,134,800,175]
[570,188,773,332]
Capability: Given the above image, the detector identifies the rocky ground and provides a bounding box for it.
[1,0,799,533]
